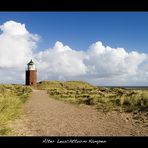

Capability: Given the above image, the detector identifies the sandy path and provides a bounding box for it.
[10,89,148,136]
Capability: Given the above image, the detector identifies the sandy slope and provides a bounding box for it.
[10,89,148,136]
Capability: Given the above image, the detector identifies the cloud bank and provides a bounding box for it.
[0,20,147,86]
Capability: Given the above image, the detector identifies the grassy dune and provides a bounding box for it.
[37,80,94,90]
[0,84,32,135]
[37,80,148,127]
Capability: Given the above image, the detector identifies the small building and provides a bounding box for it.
[26,59,37,86]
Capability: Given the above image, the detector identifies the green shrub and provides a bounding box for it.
[77,96,94,105]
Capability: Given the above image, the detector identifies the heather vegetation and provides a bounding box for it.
[37,80,148,127]
[0,84,32,135]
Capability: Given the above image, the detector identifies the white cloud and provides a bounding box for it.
[0,20,28,36]
[0,20,148,86]
[82,41,147,85]
[85,41,147,77]
[0,20,39,69]
[0,20,39,84]
[34,41,87,81]
[34,40,147,86]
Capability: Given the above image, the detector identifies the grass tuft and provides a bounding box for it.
[0,84,32,135]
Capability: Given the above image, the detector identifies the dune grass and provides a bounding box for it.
[37,80,148,126]
[37,80,148,112]
[0,84,32,135]
[37,80,94,90]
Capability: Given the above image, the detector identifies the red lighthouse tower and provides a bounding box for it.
[26,59,37,86]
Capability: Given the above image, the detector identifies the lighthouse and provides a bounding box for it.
[26,59,37,86]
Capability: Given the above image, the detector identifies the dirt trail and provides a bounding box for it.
[10,89,148,136]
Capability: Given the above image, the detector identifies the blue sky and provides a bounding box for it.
[0,12,148,85]
[0,12,148,53]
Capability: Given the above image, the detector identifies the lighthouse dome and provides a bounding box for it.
[27,59,36,70]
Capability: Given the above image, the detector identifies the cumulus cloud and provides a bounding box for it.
[0,20,39,83]
[0,20,39,69]
[34,41,147,86]
[34,41,87,81]
[0,20,147,86]
[85,41,147,77]
[82,41,147,85]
